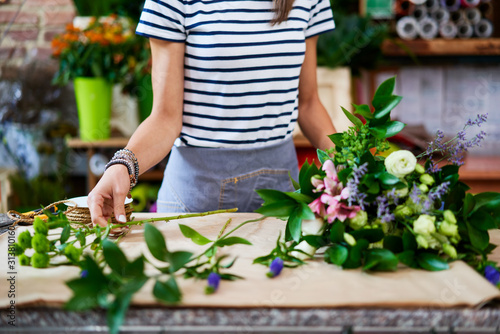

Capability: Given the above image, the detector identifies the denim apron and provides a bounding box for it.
[156,138,299,213]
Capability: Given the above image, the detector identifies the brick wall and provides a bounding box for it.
[0,0,76,69]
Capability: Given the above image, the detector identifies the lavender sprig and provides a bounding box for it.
[419,113,488,167]
[346,162,368,209]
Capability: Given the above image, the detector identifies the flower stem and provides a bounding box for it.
[108,208,238,229]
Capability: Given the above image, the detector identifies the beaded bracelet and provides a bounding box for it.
[105,149,140,191]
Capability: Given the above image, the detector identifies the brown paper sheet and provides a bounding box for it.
[1,212,499,308]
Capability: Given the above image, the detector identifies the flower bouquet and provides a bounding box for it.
[254,77,500,285]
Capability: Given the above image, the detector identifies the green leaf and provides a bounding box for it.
[352,103,373,120]
[343,239,369,269]
[65,294,99,311]
[290,172,300,191]
[107,277,148,334]
[287,209,303,243]
[466,221,489,251]
[102,239,129,276]
[402,230,417,251]
[328,133,344,147]
[303,235,329,248]
[373,76,396,100]
[325,245,348,266]
[153,277,182,304]
[350,229,384,243]
[255,199,297,217]
[469,208,498,231]
[370,121,405,139]
[378,172,401,186]
[416,252,449,271]
[463,193,476,219]
[178,224,213,246]
[329,221,345,243]
[124,256,145,278]
[373,96,402,120]
[60,225,70,244]
[317,149,331,165]
[337,167,352,184]
[144,223,169,262]
[296,201,315,220]
[471,192,500,216]
[298,162,320,197]
[255,189,290,204]
[216,237,253,247]
[363,249,398,271]
[284,191,314,204]
[383,235,403,253]
[169,251,194,272]
[75,230,86,248]
[341,106,363,129]
[397,250,419,268]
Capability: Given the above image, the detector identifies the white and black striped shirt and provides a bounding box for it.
[136,0,335,148]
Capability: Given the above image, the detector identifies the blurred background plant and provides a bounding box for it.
[317,0,389,75]
[51,15,139,86]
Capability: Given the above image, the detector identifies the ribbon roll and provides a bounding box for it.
[461,0,480,7]
[465,7,482,24]
[395,0,414,16]
[411,5,428,21]
[396,16,420,40]
[478,1,493,16]
[475,18,493,38]
[439,21,458,38]
[418,17,439,39]
[432,8,451,23]
[456,20,474,38]
[450,9,466,21]
[409,0,426,4]
[441,0,461,12]
[425,0,441,12]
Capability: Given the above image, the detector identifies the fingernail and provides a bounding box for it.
[118,215,127,223]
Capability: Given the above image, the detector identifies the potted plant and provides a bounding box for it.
[51,15,138,141]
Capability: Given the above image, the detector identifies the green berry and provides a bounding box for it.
[64,244,82,263]
[32,252,50,268]
[18,230,32,249]
[19,254,30,266]
[13,243,24,256]
[33,217,48,235]
[32,234,50,253]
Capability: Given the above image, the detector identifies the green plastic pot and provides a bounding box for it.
[74,77,112,141]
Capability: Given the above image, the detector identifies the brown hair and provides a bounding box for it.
[271,0,295,24]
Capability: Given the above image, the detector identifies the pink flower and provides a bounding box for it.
[311,176,325,193]
[308,198,326,217]
[322,160,337,180]
[325,201,361,223]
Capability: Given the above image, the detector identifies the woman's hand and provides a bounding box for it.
[87,164,130,227]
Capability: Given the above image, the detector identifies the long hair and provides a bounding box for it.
[271,0,295,24]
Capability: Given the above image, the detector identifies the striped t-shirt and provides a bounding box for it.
[136,0,335,148]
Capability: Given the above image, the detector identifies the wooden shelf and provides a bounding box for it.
[382,38,500,57]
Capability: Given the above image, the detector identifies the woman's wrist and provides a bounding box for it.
[105,149,140,191]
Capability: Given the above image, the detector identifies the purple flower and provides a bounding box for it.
[346,163,368,209]
[205,272,221,294]
[376,195,394,223]
[80,270,88,278]
[484,265,500,286]
[267,257,284,278]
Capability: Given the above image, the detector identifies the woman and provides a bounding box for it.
[88,0,337,226]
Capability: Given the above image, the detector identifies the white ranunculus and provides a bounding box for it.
[439,221,459,238]
[413,214,436,235]
[302,217,326,236]
[384,150,417,178]
[290,241,316,260]
[348,210,368,230]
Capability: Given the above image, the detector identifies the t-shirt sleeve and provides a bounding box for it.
[305,0,335,38]
[136,0,186,42]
